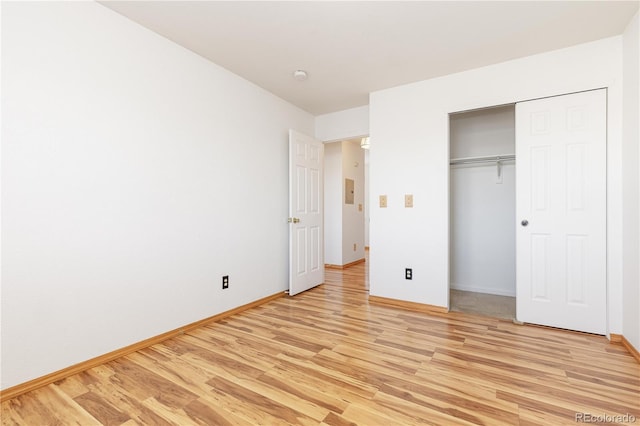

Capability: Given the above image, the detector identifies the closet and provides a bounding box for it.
[448,90,607,334]
[449,105,516,319]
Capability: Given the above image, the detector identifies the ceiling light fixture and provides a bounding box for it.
[293,70,308,81]
[360,137,370,149]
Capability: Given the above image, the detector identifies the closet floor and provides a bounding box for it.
[450,289,516,320]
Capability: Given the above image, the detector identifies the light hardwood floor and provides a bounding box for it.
[2,258,639,425]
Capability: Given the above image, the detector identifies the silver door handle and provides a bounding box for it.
[521,219,529,227]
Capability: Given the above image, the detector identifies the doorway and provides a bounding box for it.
[449,105,517,320]
[323,138,368,280]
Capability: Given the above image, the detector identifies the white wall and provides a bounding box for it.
[324,142,343,265]
[450,106,516,296]
[1,2,314,390]
[450,107,516,158]
[369,36,625,335]
[341,140,365,264]
[315,106,369,142]
[622,11,640,352]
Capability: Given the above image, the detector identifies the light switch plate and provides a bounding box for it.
[405,194,414,208]
[379,195,387,208]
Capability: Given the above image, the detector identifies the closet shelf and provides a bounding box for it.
[449,154,516,165]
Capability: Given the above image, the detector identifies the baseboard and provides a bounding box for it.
[325,264,343,270]
[622,336,640,363]
[0,291,285,403]
[368,295,448,314]
[610,334,640,364]
[325,258,366,270]
[610,333,623,343]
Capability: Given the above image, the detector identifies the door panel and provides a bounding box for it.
[530,234,550,301]
[289,130,324,296]
[516,89,606,335]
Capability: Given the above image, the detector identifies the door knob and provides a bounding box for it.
[288,217,300,224]
[521,219,529,227]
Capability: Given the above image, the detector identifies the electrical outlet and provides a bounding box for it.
[405,268,412,280]
[353,243,357,251]
[222,275,229,289]
[379,195,387,208]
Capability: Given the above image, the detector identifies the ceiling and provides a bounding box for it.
[100,1,639,115]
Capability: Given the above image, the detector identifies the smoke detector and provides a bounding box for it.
[293,70,308,81]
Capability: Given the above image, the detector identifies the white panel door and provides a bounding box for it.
[289,130,324,296]
[516,89,606,335]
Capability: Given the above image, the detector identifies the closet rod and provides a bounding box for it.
[449,154,516,165]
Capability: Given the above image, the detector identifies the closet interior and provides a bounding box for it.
[449,105,516,320]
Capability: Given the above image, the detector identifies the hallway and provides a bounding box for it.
[324,252,369,292]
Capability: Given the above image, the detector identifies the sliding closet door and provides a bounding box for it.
[516,89,606,335]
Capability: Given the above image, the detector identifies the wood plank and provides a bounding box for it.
[182,399,253,426]
[73,391,131,425]
[77,368,175,425]
[205,376,318,426]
